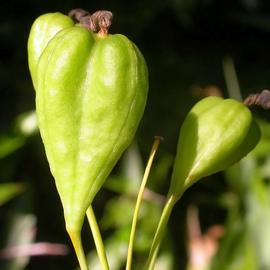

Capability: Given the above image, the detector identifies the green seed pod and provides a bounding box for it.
[169,96,261,198]
[27,12,148,234]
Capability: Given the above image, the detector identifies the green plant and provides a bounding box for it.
[145,97,261,269]
[27,8,261,270]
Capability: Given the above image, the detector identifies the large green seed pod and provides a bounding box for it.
[28,12,148,234]
[169,96,261,199]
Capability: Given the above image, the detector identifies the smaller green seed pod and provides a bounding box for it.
[169,96,261,198]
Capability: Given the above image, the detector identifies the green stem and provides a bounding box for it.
[145,194,180,270]
[67,228,89,270]
[86,205,110,270]
[126,136,163,270]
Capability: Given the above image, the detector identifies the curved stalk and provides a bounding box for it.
[86,205,110,270]
[125,136,163,270]
[145,194,180,270]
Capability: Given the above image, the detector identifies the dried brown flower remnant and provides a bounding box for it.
[68,8,90,21]
[244,90,270,110]
[90,11,113,36]
[68,8,113,35]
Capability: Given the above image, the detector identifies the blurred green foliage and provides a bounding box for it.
[2,0,270,269]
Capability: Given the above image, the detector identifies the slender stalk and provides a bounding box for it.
[86,205,110,270]
[145,194,180,270]
[67,229,89,270]
[125,136,163,270]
